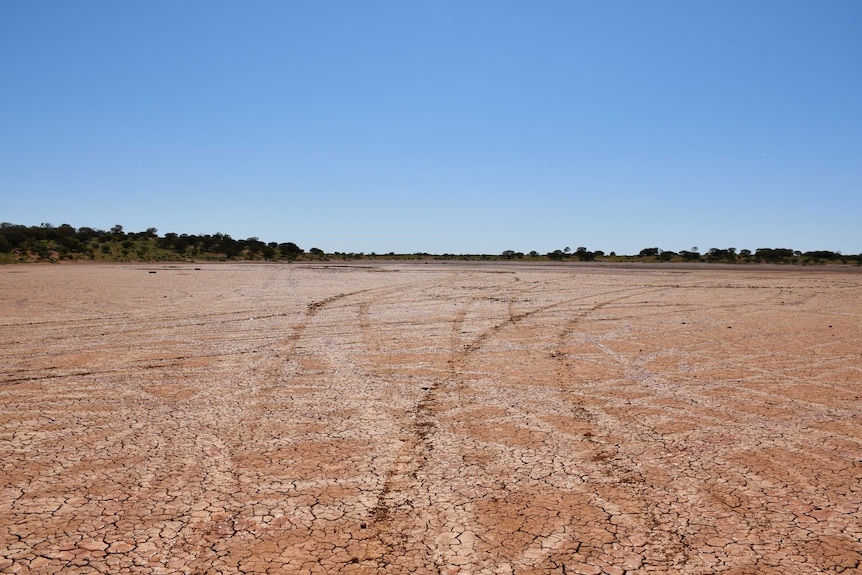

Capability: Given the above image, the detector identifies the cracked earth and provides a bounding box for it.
[1,261,860,574]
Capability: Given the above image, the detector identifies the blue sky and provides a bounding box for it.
[2,1,860,255]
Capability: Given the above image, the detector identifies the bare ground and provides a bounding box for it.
[1,262,860,574]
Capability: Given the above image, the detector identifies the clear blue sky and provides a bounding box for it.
[2,1,860,255]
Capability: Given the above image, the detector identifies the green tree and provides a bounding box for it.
[575,247,595,261]
[680,250,700,261]
[279,242,303,255]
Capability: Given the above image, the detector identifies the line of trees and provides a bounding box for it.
[544,247,607,261]
[0,223,310,262]
[1,222,859,264]
[630,246,857,264]
[512,245,859,264]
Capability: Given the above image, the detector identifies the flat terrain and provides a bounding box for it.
[1,262,860,574]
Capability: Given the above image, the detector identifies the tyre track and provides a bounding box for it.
[540,279,862,572]
[361,276,675,571]
[357,272,515,570]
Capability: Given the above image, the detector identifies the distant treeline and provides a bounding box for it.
[1,223,859,265]
[0,223,312,262]
[535,246,860,264]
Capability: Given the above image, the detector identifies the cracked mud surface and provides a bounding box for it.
[1,261,860,574]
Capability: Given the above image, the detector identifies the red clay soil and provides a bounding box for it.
[1,262,860,574]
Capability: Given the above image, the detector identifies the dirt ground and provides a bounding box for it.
[1,261,860,574]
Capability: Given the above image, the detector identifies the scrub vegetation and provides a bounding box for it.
[1,222,858,265]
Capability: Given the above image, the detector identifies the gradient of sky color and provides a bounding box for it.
[2,1,860,255]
